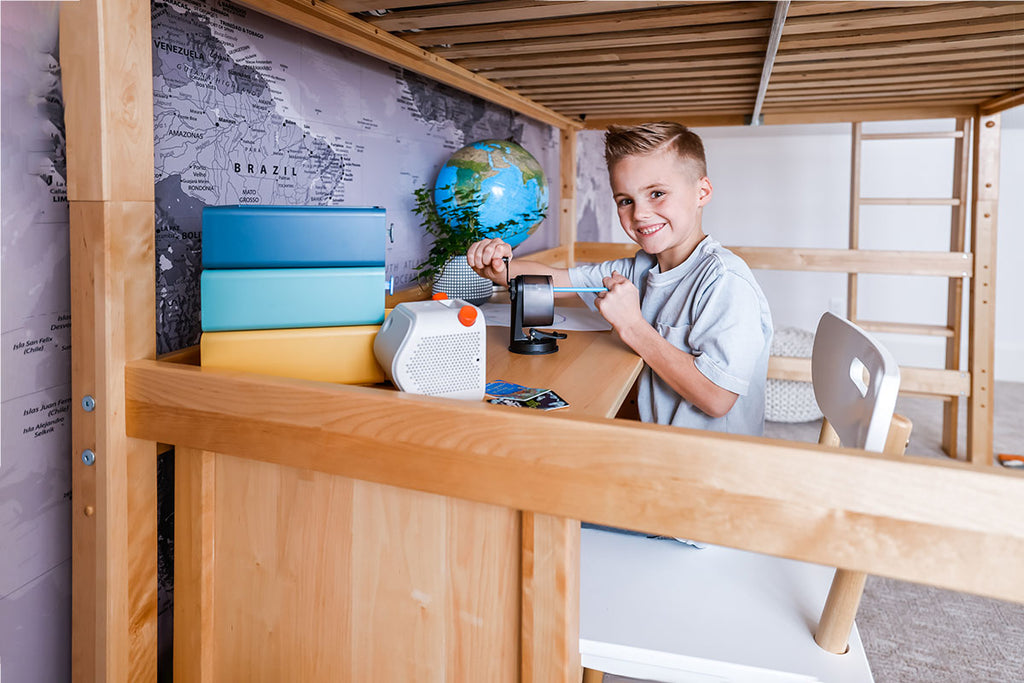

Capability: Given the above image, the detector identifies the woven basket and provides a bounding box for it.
[766,326,823,423]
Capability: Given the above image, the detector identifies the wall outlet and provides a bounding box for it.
[829,297,845,316]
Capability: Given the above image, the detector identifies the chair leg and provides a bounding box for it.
[814,568,868,653]
[814,414,911,654]
[582,667,604,683]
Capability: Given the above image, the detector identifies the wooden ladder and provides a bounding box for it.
[847,119,971,459]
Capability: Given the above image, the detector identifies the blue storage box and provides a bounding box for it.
[201,267,386,331]
[202,205,385,268]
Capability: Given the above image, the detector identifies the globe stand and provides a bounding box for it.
[506,267,566,355]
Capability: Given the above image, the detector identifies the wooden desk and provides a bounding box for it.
[485,306,642,419]
[163,308,641,682]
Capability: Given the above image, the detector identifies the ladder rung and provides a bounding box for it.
[858,198,961,206]
[861,131,965,140]
[853,320,955,338]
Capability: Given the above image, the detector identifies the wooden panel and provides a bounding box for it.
[174,447,216,683]
[125,360,1024,604]
[211,454,356,680]
[521,513,580,683]
[207,453,520,679]
[968,113,999,465]
[69,199,158,683]
[59,0,154,202]
[446,498,520,681]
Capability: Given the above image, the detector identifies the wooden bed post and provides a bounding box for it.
[60,0,159,679]
[967,112,999,465]
[560,128,578,266]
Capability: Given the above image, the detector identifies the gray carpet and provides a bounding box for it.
[602,381,1024,683]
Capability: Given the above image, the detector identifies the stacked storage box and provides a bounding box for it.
[199,205,389,385]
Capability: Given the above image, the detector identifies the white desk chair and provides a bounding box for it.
[581,312,909,682]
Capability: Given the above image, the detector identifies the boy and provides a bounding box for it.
[467,122,772,436]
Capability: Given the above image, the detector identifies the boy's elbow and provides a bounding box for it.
[700,391,739,419]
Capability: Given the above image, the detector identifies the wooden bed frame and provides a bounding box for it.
[61,0,1023,680]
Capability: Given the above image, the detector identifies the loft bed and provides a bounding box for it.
[61,0,1023,680]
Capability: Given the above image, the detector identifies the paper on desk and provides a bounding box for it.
[480,303,612,331]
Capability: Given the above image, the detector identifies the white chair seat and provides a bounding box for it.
[580,527,875,683]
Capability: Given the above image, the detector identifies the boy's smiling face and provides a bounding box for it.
[609,146,713,272]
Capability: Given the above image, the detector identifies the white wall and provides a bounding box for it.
[577,108,1023,381]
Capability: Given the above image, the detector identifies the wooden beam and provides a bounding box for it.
[581,103,981,129]
[433,21,772,59]
[848,122,862,324]
[60,0,154,202]
[401,3,772,46]
[61,0,159,678]
[474,54,764,80]
[768,357,970,397]
[968,112,999,465]
[488,43,766,73]
[783,1,1021,34]
[942,117,971,459]
[752,1,790,124]
[572,242,974,277]
[762,104,980,122]
[979,88,1024,114]
[233,0,580,129]
[777,30,1024,63]
[363,1,693,32]
[779,15,1020,50]
[125,360,1024,604]
[559,129,576,263]
[68,200,158,683]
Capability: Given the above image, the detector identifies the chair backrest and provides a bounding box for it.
[811,312,900,453]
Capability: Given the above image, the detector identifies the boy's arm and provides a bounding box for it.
[595,271,738,418]
[466,238,572,288]
[621,325,739,418]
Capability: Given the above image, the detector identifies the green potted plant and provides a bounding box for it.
[412,184,544,305]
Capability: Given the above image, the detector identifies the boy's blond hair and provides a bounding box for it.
[604,122,708,180]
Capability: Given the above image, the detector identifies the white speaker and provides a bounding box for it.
[373,298,486,400]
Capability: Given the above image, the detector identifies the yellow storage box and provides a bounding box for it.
[200,324,386,385]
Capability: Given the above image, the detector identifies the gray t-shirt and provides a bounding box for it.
[568,236,773,436]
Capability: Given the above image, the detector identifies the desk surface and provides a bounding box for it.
[484,301,642,420]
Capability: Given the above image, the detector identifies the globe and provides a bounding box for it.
[433,139,548,248]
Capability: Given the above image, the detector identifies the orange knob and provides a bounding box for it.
[432,292,448,300]
[458,305,478,327]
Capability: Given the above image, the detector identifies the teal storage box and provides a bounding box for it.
[202,205,385,268]
[201,267,386,331]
